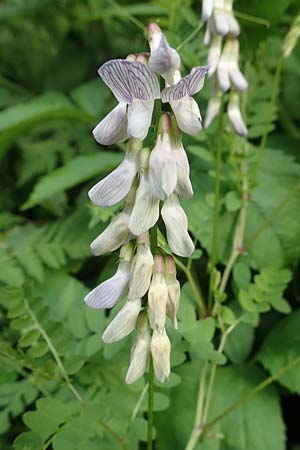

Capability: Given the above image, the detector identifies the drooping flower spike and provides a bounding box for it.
[93,56,160,145]
[202,0,248,136]
[85,23,208,384]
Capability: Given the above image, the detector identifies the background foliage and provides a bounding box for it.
[0,0,300,449]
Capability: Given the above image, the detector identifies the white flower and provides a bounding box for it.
[217,39,248,92]
[90,208,131,256]
[126,313,151,384]
[161,194,194,257]
[129,149,160,235]
[88,138,141,206]
[148,23,181,85]
[148,255,168,331]
[207,35,223,76]
[84,244,133,309]
[165,256,180,329]
[93,57,160,145]
[202,0,214,22]
[227,92,248,136]
[102,299,141,343]
[173,144,193,199]
[148,114,177,200]
[204,82,222,128]
[151,329,171,383]
[128,233,154,300]
[161,66,209,135]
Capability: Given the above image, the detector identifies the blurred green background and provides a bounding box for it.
[1,0,300,449]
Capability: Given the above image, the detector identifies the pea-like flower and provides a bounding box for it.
[93,56,160,145]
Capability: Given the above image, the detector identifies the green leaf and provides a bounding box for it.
[156,364,285,450]
[0,92,92,158]
[23,398,71,441]
[13,431,44,450]
[258,310,300,393]
[225,322,255,364]
[22,152,122,209]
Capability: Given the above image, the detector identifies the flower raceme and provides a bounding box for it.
[84,24,208,384]
[202,0,248,136]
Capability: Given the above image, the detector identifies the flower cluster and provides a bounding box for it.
[202,0,248,136]
[84,24,208,383]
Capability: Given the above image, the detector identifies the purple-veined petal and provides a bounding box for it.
[93,102,128,145]
[84,260,131,309]
[127,100,154,140]
[174,145,193,198]
[99,59,160,103]
[202,0,214,21]
[102,299,141,343]
[227,93,248,136]
[88,142,140,206]
[161,194,194,257]
[149,133,177,199]
[170,97,202,135]
[129,171,160,235]
[90,209,131,256]
[161,66,209,102]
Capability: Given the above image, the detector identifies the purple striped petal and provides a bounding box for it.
[161,66,209,102]
[99,59,160,104]
[93,102,128,146]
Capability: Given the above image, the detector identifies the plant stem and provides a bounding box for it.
[176,22,204,51]
[22,294,84,406]
[208,101,224,311]
[204,356,300,432]
[184,361,208,450]
[234,10,270,27]
[147,356,155,450]
[175,257,207,317]
[253,55,284,178]
[131,382,149,422]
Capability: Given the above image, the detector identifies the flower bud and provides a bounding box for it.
[204,85,222,128]
[148,23,181,84]
[126,312,151,384]
[128,233,154,300]
[217,39,248,92]
[149,114,177,200]
[161,194,194,257]
[148,255,168,331]
[151,328,171,383]
[227,92,248,137]
[165,256,180,329]
[102,298,141,343]
[224,0,240,37]
[84,244,133,309]
[202,0,214,22]
[212,0,229,36]
[207,35,222,76]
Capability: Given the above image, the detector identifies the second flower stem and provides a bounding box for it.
[147,356,155,450]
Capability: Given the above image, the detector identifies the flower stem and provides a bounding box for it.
[204,355,300,432]
[176,21,204,51]
[147,355,155,450]
[208,100,224,311]
[253,55,284,178]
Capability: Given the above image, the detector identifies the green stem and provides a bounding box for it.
[176,22,204,51]
[204,356,300,432]
[208,101,224,311]
[22,294,84,406]
[175,258,207,317]
[253,56,284,178]
[184,361,208,450]
[147,356,155,450]
[234,10,270,28]
[106,0,147,35]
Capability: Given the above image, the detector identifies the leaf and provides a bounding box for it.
[156,364,285,450]
[23,398,71,440]
[225,322,255,364]
[22,152,122,209]
[258,310,300,393]
[0,92,92,158]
